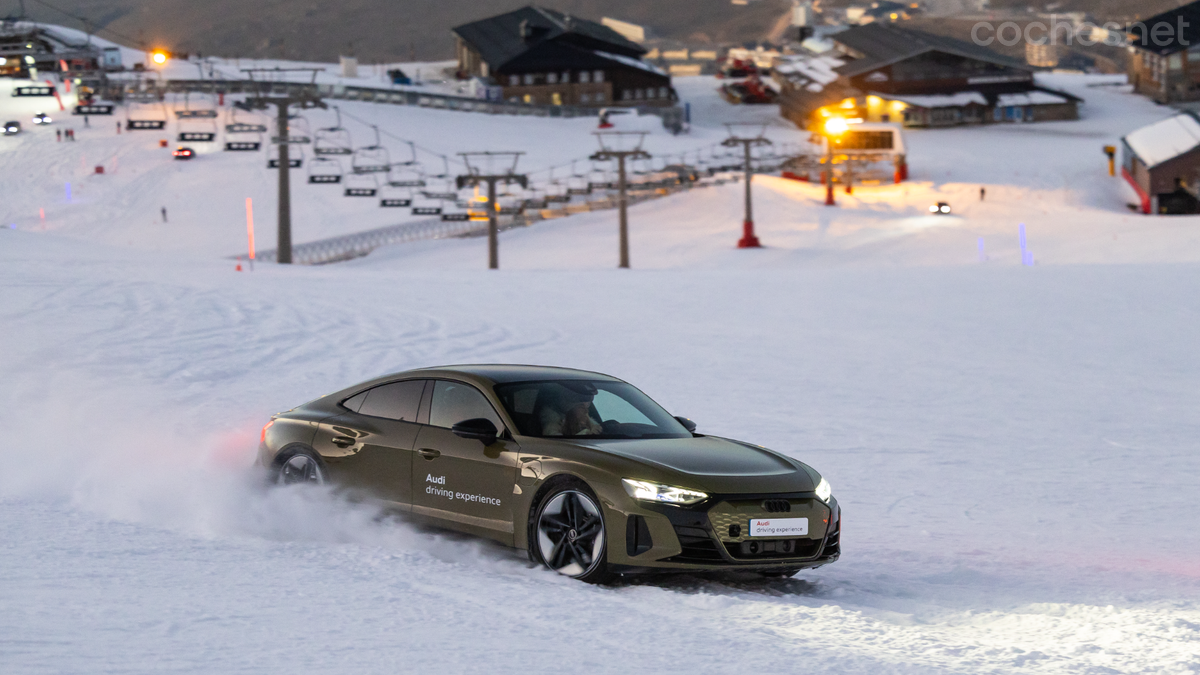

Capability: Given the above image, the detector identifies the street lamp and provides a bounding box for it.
[151,51,168,66]
[822,116,848,206]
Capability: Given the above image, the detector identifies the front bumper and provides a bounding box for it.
[607,491,841,574]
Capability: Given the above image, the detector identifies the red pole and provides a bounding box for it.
[46,80,64,111]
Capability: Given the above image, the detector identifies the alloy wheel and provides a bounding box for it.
[536,489,605,577]
[277,453,325,485]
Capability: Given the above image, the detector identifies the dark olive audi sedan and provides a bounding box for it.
[258,365,840,583]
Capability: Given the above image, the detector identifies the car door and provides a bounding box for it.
[311,379,428,510]
[411,379,520,543]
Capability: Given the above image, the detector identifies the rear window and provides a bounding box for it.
[354,380,426,421]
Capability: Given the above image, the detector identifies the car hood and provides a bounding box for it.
[571,435,816,495]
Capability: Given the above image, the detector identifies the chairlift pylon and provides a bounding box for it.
[314,106,353,156]
[351,125,391,174]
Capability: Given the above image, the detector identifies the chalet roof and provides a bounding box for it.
[1124,113,1200,167]
[452,5,645,71]
[833,23,1030,78]
[1127,0,1200,56]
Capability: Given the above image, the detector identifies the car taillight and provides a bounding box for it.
[260,420,275,443]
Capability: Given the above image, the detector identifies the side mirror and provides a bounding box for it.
[451,418,499,445]
[674,416,697,433]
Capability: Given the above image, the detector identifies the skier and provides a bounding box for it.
[56,129,61,142]
[161,206,168,223]
[116,121,121,134]
[84,115,89,128]
[980,186,986,201]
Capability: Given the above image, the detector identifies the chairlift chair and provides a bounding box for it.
[379,184,413,208]
[544,169,571,203]
[267,144,303,169]
[176,92,218,119]
[313,106,353,156]
[351,125,391,174]
[308,157,344,184]
[343,173,378,197]
[387,164,426,188]
[178,116,217,143]
[226,103,268,133]
[125,101,168,130]
[566,161,591,195]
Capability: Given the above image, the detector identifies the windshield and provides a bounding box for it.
[494,380,692,439]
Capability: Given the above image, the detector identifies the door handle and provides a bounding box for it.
[419,448,440,460]
[331,436,355,448]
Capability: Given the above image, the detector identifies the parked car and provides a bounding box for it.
[3,120,20,135]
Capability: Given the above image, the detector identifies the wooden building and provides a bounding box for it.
[776,23,1079,130]
[452,6,674,107]
[0,24,102,78]
[1121,113,1200,215]
[1127,0,1200,104]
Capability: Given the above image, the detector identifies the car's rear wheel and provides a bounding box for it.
[276,450,326,485]
[531,480,612,584]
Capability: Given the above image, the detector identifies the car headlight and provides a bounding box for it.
[815,477,832,503]
[622,478,708,505]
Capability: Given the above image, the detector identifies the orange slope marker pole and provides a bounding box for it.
[246,197,256,272]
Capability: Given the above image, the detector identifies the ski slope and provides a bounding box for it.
[2,47,1200,674]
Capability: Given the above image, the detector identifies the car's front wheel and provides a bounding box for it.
[275,450,326,485]
[530,479,613,584]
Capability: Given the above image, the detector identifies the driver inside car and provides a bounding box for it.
[540,384,603,436]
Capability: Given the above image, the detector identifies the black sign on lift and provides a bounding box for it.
[74,105,115,115]
[179,132,216,142]
[380,198,412,207]
[225,141,261,151]
[268,158,303,168]
[14,86,54,97]
[127,120,166,130]
[344,187,377,197]
[441,213,471,222]
[411,206,442,215]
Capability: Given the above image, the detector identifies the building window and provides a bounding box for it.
[523,73,535,85]
[580,93,591,103]
[509,75,519,86]
[551,92,562,105]
[523,94,533,104]
[579,71,591,83]
[547,72,558,84]
[561,71,569,83]
[595,91,606,102]
[622,89,632,101]
[594,70,604,82]
[658,86,669,99]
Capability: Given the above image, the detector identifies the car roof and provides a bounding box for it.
[405,364,622,384]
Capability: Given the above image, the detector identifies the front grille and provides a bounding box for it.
[761,499,791,513]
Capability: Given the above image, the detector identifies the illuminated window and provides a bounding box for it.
[509,75,519,86]
[551,92,562,105]
[579,71,591,83]
[547,72,558,84]
[594,70,604,82]
[523,73,534,85]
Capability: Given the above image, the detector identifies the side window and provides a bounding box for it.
[357,380,426,421]
[429,381,503,430]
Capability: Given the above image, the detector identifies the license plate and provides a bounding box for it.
[749,517,808,537]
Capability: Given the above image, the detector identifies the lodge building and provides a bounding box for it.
[776,23,1079,130]
[1126,0,1200,104]
[452,6,674,107]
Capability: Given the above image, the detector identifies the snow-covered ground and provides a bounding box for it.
[2,43,1199,673]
